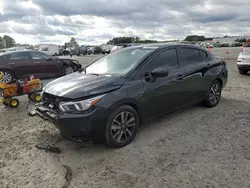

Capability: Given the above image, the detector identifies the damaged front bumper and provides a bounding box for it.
[31,103,110,142]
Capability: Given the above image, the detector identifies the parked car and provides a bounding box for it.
[220,43,230,47]
[100,44,114,54]
[237,39,250,74]
[61,49,71,56]
[79,46,87,56]
[93,46,102,54]
[87,47,95,55]
[34,44,228,148]
[0,50,81,83]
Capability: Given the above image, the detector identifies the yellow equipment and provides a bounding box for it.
[0,72,42,108]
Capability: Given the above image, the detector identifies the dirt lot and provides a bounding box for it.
[1,47,250,188]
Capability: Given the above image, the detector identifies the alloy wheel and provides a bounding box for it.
[209,83,221,105]
[65,66,74,75]
[111,111,136,143]
[0,71,13,83]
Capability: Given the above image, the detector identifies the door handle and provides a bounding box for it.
[34,62,41,64]
[207,63,212,68]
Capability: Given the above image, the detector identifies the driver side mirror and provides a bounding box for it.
[151,67,169,78]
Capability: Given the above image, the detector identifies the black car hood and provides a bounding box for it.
[43,72,124,99]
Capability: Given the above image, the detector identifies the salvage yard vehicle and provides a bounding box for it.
[34,44,228,148]
[237,39,250,74]
[100,44,114,54]
[0,50,82,83]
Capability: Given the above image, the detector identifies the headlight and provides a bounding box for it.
[59,94,105,112]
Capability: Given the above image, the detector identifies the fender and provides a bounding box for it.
[108,98,145,120]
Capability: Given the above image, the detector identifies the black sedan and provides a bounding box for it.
[34,44,228,148]
[0,50,81,83]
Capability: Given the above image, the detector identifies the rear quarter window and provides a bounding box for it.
[199,50,208,61]
[180,47,202,66]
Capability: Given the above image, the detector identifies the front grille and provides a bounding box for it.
[42,92,68,109]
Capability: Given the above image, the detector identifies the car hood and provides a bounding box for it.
[43,72,124,99]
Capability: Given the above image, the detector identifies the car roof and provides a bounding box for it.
[123,42,205,51]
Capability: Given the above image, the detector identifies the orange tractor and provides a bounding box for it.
[0,72,43,108]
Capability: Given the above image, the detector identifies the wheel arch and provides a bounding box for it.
[214,78,223,86]
[0,69,16,80]
[108,99,144,123]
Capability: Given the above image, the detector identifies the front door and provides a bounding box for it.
[29,51,60,77]
[140,48,187,118]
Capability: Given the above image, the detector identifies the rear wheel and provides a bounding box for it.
[0,70,14,83]
[204,80,222,108]
[105,105,139,148]
[239,69,248,75]
[28,92,35,101]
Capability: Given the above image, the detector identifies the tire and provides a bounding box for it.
[9,98,19,108]
[62,65,74,75]
[239,69,248,75]
[105,105,139,148]
[34,93,41,102]
[204,80,222,108]
[0,70,14,83]
[28,92,35,101]
[2,101,8,106]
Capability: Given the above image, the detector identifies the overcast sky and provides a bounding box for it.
[0,0,249,45]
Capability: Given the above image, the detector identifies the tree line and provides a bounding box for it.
[106,37,158,45]
[0,35,16,49]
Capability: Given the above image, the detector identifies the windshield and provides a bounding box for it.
[85,47,153,76]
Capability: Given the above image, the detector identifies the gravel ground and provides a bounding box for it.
[1,47,250,188]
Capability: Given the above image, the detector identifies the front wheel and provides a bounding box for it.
[105,105,139,148]
[62,65,74,75]
[204,80,222,108]
[9,98,19,108]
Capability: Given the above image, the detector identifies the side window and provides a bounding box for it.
[147,48,179,70]
[30,52,49,59]
[180,47,202,66]
[200,50,208,61]
[9,52,30,60]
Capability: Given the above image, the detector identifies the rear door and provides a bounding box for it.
[6,51,35,78]
[29,51,61,77]
[178,46,212,102]
[141,48,188,118]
